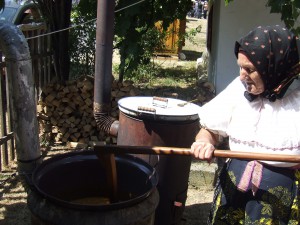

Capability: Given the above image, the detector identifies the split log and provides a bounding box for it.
[37,76,141,145]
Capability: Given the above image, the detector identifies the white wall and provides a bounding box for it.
[208,0,284,94]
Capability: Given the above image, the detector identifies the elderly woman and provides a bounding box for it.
[191,25,300,224]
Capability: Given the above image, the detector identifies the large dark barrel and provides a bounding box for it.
[27,150,159,225]
[117,96,201,225]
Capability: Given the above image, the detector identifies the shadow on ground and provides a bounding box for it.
[140,85,201,102]
[181,50,203,61]
[0,174,31,225]
[182,202,211,225]
[0,202,30,225]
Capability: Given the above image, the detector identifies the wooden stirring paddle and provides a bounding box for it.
[94,144,300,163]
[95,151,118,203]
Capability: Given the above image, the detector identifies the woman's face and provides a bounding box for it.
[237,52,265,95]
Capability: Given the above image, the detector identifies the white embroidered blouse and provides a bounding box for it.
[198,77,300,167]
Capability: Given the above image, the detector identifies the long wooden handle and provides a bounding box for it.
[93,145,300,163]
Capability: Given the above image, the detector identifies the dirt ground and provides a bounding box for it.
[0,17,214,225]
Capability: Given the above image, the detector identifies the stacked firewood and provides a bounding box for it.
[37,76,140,146]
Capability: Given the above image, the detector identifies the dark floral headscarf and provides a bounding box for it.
[234,25,300,102]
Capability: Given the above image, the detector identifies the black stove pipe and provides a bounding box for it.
[93,0,119,137]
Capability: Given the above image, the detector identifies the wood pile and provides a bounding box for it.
[36,75,215,147]
[37,76,140,147]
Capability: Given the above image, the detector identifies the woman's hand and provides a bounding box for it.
[191,140,215,163]
[191,128,218,163]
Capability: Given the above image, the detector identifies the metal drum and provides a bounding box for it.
[117,96,201,225]
[28,150,159,225]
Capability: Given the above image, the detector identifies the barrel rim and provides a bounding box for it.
[118,96,200,121]
[31,150,158,211]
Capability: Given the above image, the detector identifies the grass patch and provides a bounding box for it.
[116,59,204,101]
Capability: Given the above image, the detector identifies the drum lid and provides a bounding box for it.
[118,96,201,121]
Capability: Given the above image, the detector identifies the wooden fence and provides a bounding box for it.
[0,22,55,171]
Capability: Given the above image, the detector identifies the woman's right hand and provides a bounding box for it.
[191,140,215,163]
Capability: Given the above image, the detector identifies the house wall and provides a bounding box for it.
[208,0,285,94]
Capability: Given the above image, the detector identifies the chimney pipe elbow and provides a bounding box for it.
[94,112,119,137]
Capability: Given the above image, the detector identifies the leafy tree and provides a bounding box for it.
[69,0,97,78]
[266,0,300,35]
[69,0,193,81]
[114,0,193,81]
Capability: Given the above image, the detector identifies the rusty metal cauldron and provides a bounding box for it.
[117,96,201,225]
[27,150,159,225]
